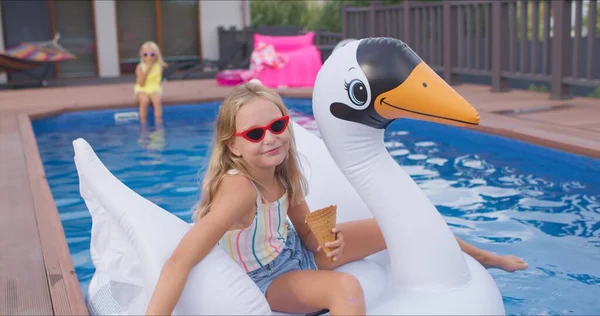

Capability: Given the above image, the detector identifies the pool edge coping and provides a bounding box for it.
[17,113,89,315]
[17,88,600,315]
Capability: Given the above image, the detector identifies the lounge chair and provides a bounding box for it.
[164,40,251,80]
[0,33,76,87]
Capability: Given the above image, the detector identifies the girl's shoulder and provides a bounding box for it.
[135,62,146,72]
[208,171,258,219]
[217,170,258,201]
[151,61,162,69]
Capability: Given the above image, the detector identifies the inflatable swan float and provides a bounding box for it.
[78,37,504,315]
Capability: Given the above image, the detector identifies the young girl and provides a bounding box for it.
[145,83,527,315]
[134,41,167,124]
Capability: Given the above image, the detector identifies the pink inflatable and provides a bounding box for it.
[252,32,322,88]
[215,69,244,86]
[215,32,322,88]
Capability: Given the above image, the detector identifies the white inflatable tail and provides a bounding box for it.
[73,138,271,315]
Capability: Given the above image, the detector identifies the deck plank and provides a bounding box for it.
[517,107,600,129]
[0,114,53,315]
[18,114,89,315]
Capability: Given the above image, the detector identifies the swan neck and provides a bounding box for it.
[325,125,472,288]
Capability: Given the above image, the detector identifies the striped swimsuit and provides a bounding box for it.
[218,170,290,273]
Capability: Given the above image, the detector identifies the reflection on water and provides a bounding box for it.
[138,121,167,152]
[383,132,600,241]
[33,101,600,315]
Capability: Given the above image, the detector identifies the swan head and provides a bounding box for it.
[312,38,480,143]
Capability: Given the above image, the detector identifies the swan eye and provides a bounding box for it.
[344,79,368,107]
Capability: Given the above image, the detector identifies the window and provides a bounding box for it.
[116,0,157,73]
[52,0,97,78]
[161,0,200,59]
[116,0,200,73]
[1,0,53,82]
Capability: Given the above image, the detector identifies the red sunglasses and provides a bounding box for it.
[234,116,290,142]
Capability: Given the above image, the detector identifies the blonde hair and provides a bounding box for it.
[193,83,308,221]
[139,41,167,68]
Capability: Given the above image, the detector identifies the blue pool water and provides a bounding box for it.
[33,99,600,315]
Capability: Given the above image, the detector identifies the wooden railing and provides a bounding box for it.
[342,0,599,99]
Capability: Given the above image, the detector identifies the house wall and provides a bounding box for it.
[93,0,120,78]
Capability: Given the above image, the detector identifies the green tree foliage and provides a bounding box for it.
[251,0,438,32]
[305,1,347,32]
[518,1,599,40]
[582,1,600,35]
[250,0,310,28]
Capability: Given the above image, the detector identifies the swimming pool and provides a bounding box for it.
[33,98,600,315]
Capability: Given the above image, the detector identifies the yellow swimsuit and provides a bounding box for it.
[134,62,163,95]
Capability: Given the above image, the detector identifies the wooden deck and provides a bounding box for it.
[0,79,599,315]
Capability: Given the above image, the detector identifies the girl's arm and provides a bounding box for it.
[136,64,148,87]
[145,175,257,315]
[287,200,320,252]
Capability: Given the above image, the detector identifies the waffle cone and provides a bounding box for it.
[305,205,337,263]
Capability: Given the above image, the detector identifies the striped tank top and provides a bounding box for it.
[218,170,290,273]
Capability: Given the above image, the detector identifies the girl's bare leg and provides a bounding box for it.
[137,93,150,124]
[149,93,163,124]
[266,270,365,315]
[455,237,528,272]
[314,218,386,270]
[314,218,527,272]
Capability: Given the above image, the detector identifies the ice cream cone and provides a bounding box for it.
[305,205,337,263]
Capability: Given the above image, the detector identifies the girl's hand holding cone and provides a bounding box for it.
[305,205,345,263]
[317,226,345,262]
